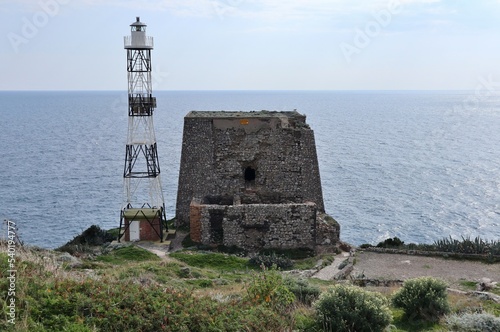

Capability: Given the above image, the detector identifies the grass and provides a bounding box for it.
[170,251,251,271]
[294,254,334,270]
[391,308,444,331]
[2,238,499,332]
[106,227,120,239]
[96,245,160,264]
[459,280,477,291]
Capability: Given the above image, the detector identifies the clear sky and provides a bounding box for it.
[2,0,500,90]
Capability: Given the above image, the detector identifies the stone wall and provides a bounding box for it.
[176,111,325,227]
[191,201,317,252]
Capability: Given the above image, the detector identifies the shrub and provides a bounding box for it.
[376,237,404,248]
[314,284,392,332]
[246,266,295,313]
[392,276,450,321]
[248,253,293,270]
[283,277,321,305]
[446,312,500,332]
[23,276,287,332]
[58,225,115,248]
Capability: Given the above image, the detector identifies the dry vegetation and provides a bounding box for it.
[1,237,499,331]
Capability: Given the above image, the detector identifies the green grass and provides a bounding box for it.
[4,240,500,332]
[170,251,251,271]
[482,300,500,316]
[459,280,477,291]
[294,254,334,270]
[96,246,160,264]
[106,227,120,239]
[390,308,444,331]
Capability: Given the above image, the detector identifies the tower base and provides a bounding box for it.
[118,208,164,242]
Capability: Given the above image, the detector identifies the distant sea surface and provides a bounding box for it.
[1,90,499,248]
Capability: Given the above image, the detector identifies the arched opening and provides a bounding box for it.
[244,166,256,182]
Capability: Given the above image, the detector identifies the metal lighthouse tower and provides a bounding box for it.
[118,17,166,242]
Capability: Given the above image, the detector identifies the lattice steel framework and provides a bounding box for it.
[119,17,166,242]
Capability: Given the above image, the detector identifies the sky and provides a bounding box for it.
[2,0,500,90]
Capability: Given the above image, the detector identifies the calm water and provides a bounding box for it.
[1,91,499,248]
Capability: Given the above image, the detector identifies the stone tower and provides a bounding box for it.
[175,110,338,252]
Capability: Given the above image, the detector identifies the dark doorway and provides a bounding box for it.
[244,166,256,182]
[209,210,224,244]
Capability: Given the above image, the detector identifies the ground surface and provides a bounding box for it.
[135,233,500,291]
[351,251,500,289]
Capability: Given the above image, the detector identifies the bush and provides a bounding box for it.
[392,277,450,321]
[246,266,295,313]
[283,277,321,305]
[446,312,500,332]
[376,237,404,248]
[249,253,293,270]
[314,284,392,332]
[23,276,287,332]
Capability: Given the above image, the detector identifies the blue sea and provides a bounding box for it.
[1,91,499,249]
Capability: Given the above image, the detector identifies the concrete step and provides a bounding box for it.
[166,229,177,239]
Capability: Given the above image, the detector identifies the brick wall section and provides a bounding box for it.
[124,218,161,241]
[176,111,325,227]
[193,202,317,252]
[140,218,161,241]
[189,199,202,243]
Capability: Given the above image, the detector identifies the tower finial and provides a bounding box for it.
[136,16,140,22]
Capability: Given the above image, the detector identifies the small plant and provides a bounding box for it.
[392,276,450,322]
[283,277,320,305]
[446,312,500,331]
[433,235,500,255]
[314,284,392,332]
[246,266,295,313]
[337,258,349,270]
[249,253,294,270]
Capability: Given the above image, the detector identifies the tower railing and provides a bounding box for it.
[128,95,157,116]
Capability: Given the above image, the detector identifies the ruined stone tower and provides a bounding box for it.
[176,110,339,252]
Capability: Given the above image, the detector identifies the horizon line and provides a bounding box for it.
[0,89,478,93]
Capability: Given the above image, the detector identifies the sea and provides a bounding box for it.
[1,90,499,249]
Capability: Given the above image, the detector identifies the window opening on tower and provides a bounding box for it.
[244,166,256,182]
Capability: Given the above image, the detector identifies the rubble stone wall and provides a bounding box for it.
[176,111,324,227]
[191,201,317,252]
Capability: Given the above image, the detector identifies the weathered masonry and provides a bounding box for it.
[176,110,339,252]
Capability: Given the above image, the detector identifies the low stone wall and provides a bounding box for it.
[191,201,317,252]
[362,247,500,262]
